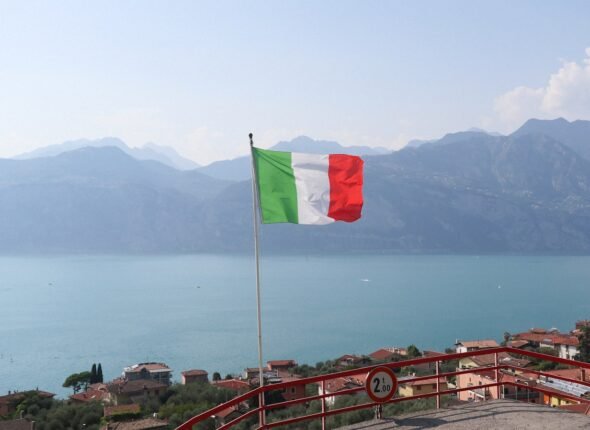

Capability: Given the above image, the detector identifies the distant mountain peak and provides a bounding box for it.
[13,137,200,170]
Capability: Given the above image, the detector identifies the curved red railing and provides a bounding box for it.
[177,347,590,430]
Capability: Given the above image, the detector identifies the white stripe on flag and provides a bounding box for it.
[292,153,333,225]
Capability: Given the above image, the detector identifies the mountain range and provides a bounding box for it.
[14,137,200,171]
[2,118,590,253]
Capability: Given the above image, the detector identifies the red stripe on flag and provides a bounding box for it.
[327,154,364,222]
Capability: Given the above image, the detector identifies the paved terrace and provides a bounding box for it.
[337,399,590,429]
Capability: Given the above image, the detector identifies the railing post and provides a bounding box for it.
[321,380,326,430]
[258,391,266,430]
[494,352,500,400]
[435,361,440,409]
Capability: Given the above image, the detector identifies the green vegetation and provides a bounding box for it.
[6,392,102,430]
[62,371,91,394]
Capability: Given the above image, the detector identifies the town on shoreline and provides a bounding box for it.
[2,319,590,430]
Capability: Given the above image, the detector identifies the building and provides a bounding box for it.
[455,339,499,354]
[413,350,446,372]
[318,374,367,406]
[369,347,408,362]
[458,352,530,370]
[69,383,111,404]
[0,390,55,417]
[108,379,168,405]
[335,355,370,368]
[181,369,208,385]
[398,376,448,398]
[212,403,249,427]
[512,329,579,359]
[123,363,172,386]
[456,369,539,403]
[267,360,297,372]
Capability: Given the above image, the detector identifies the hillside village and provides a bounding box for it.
[2,320,590,430]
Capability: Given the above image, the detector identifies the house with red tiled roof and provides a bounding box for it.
[512,330,579,359]
[455,339,499,353]
[398,376,448,398]
[413,350,446,372]
[0,419,35,430]
[507,340,530,349]
[336,354,370,368]
[108,378,168,405]
[212,403,249,427]
[318,373,367,406]
[181,369,208,385]
[369,349,397,362]
[458,352,530,370]
[70,383,111,404]
[123,363,172,386]
[267,360,297,372]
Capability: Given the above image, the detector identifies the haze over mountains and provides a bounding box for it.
[2,118,590,253]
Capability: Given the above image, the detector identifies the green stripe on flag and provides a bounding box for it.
[253,148,299,224]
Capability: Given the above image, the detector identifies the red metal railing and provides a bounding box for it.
[176,347,590,430]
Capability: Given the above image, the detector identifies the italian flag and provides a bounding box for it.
[252,147,364,225]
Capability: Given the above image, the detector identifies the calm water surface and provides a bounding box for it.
[1,254,589,397]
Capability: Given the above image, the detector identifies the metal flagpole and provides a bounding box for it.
[249,133,265,428]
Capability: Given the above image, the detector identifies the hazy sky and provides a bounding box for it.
[1,1,590,165]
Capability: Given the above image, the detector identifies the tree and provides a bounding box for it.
[90,364,97,384]
[63,372,92,393]
[576,326,590,363]
[97,363,103,383]
[406,345,421,358]
[212,372,221,381]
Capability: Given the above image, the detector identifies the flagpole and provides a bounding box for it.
[249,133,265,428]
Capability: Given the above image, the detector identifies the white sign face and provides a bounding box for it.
[366,367,397,402]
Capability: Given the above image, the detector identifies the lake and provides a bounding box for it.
[1,253,589,397]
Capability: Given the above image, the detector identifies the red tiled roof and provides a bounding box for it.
[267,360,296,367]
[507,340,529,348]
[70,388,110,403]
[181,369,208,376]
[124,363,170,373]
[108,378,167,394]
[212,379,251,392]
[369,349,395,361]
[213,403,248,419]
[514,332,579,346]
[457,340,499,348]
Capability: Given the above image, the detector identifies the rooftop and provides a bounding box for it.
[336,399,590,430]
[123,363,171,374]
[456,339,499,348]
[181,369,208,376]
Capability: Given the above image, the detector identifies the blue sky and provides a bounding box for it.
[1,0,590,164]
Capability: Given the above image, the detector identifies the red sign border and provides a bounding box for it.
[365,366,398,403]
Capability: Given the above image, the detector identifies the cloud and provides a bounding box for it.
[493,48,590,132]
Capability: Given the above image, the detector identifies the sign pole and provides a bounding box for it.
[249,133,265,428]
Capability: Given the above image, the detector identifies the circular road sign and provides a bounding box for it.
[365,366,398,403]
